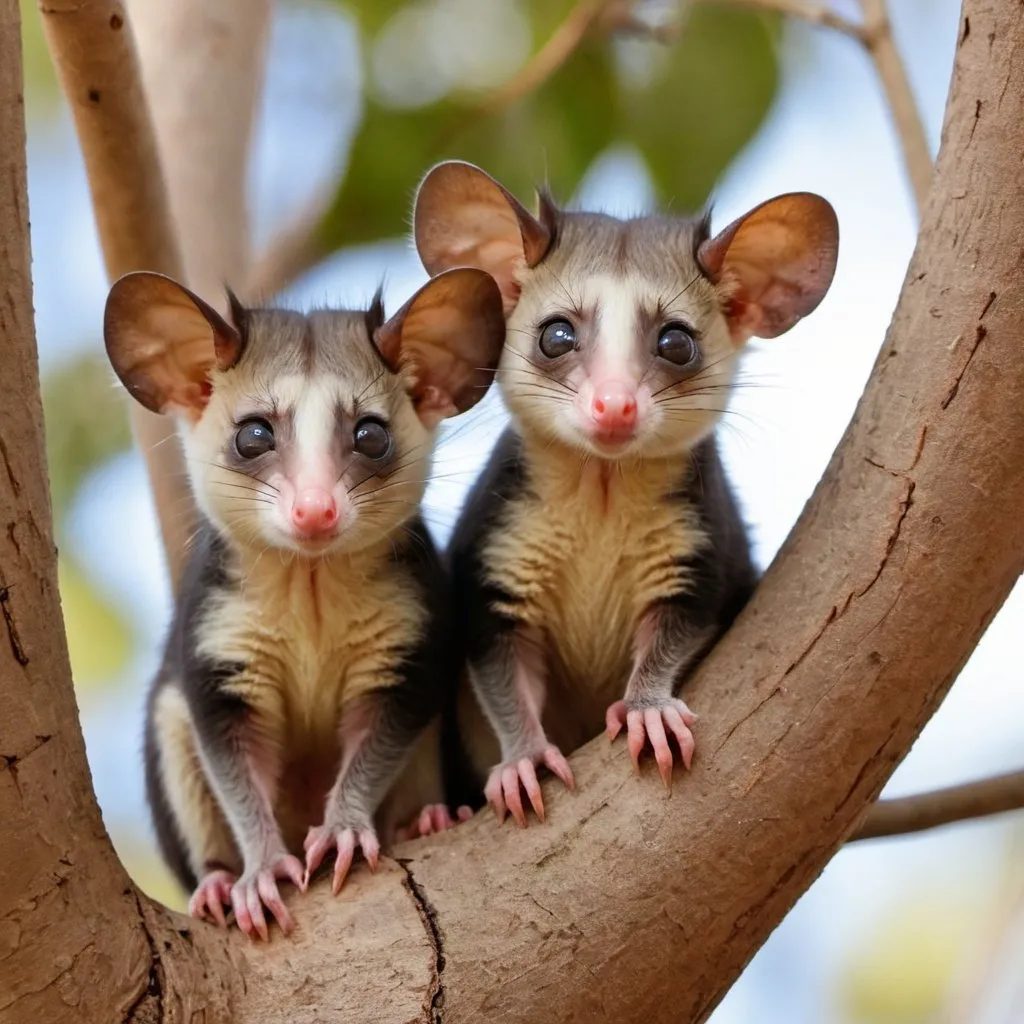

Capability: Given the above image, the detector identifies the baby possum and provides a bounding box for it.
[103,267,504,937]
[415,162,838,825]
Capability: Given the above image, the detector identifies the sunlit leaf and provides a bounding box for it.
[59,555,134,692]
[319,38,615,249]
[19,0,61,113]
[314,0,777,260]
[622,3,780,211]
[42,353,133,526]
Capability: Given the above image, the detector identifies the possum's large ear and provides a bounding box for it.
[414,161,555,313]
[698,193,838,344]
[375,268,505,429]
[104,271,243,418]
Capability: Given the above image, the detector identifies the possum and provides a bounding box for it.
[103,267,504,936]
[413,161,838,825]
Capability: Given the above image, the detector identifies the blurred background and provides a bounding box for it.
[16,0,1023,1020]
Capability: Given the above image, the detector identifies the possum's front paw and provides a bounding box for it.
[303,819,380,895]
[188,868,237,928]
[396,803,474,841]
[230,852,306,941]
[485,744,575,827]
[605,697,697,788]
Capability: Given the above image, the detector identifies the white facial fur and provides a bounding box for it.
[499,237,739,462]
[183,310,433,560]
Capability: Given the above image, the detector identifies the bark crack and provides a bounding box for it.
[942,323,987,408]
[2,733,52,797]
[124,893,165,1024]
[0,433,21,496]
[397,860,446,1023]
[0,584,29,665]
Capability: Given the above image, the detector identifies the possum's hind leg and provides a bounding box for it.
[148,684,239,924]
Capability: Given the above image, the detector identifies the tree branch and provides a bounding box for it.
[479,0,615,115]
[729,0,931,212]
[127,0,271,305]
[38,0,194,590]
[852,770,1024,842]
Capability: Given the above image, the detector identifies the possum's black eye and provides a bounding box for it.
[235,419,275,459]
[538,319,577,359]
[657,324,699,367]
[353,417,392,460]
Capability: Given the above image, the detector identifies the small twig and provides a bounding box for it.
[249,0,620,298]
[858,0,932,213]
[715,0,930,212]
[850,769,1024,842]
[478,0,617,117]
[707,0,867,39]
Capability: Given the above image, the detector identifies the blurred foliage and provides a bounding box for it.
[19,0,60,111]
[837,889,983,1024]
[59,554,134,690]
[42,353,133,527]
[43,355,135,691]
[319,0,779,251]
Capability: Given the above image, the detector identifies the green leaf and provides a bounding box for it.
[319,38,616,250]
[314,0,778,260]
[42,353,133,526]
[621,4,780,211]
[59,555,134,692]
[20,0,61,114]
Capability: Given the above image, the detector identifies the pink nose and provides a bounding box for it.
[291,489,338,536]
[591,382,638,435]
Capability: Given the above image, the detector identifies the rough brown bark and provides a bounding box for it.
[2,0,1022,1022]
[0,1,150,1018]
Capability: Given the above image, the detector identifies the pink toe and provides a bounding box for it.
[544,746,575,790]
[360,830,380,872]
[418,806,434,836]
[626,711,646,771]
[485,773,507,823]
[502,766,526,828]
[257,874,293,936]
[332,831,356,895]
[644,709,673,788]
[231,886,252,938]
[519,759,545,823]
[605,701,626,739]
[456,805,473,823]
[247,883,268,942]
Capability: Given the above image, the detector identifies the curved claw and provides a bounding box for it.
[484,744,574,828]
[303,823,380,895]
[189,869,236,929]
[606,697,698,785]
[229,853,304,941]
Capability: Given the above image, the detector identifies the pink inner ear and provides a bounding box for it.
[415,385,459,429]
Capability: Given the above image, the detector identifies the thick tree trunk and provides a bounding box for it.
[1,0,1021,1022]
